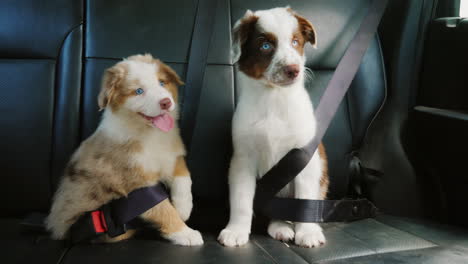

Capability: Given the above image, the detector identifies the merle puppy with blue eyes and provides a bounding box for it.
[47,54,204,246]
[218,7,329,248]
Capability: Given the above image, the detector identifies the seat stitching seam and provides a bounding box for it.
[251,239,282,264]
[55,243,71,264]
[376,219,441,247]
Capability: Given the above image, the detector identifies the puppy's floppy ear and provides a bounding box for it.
[231,10,257,63]
[292,12,318,48]
[98,63,126,110]
[157,60,184,86]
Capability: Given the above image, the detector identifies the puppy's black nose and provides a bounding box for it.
[159,98,172,110]
[283,64,300,79]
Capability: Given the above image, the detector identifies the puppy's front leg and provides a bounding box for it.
[293,153,326,248]
[218,154,256,247]
[141,199,203,246]
[170,156,193,221]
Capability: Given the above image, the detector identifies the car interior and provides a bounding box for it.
[1,0,468,263]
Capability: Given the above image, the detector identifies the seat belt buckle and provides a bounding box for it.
[90,210,108,234]
[70,209,127,243]
[100,205,127,238]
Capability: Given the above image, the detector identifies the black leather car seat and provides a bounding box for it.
[0,0,83,262]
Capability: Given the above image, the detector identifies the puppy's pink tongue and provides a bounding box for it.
[152,113,174,132]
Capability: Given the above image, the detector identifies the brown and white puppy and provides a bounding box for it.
[218,7,329,248]
[46,54,203,246]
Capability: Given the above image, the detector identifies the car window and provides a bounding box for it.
[461,0,468,17]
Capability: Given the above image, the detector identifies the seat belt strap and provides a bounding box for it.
[70,183,168,243]
[254,0,388,223]
[20,183,169,243]
[110,182,168,226]
[181,0,219,150]
[264,198,378,223]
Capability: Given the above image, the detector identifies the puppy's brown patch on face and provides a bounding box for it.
[234,16,278,79]
[98,63,134,111]
[126,54,184,103]
[289,9,317,48]
[292,29,306,55]
[156,60,184,102]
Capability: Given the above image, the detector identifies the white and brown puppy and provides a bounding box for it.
[46,54,203,246]
[218,7,329,248]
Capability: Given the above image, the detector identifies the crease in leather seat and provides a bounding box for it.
[2,0,468,264]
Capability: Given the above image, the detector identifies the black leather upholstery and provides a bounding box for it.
[0,0,82,59]
[324,216,468,263]
[86,0,195,61]
[16,215,468,264]
[2,219,67,264]
[0,60,56,215]
[0,0,83,215]
[0,1,82,263]
[51,26,83,189]
[1,0,468,263]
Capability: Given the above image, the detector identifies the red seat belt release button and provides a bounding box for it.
[91,210,108,233]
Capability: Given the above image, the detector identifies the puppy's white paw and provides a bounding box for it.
[268,221,295,242]
[295,224,326,248]
[172,196,193,222]
[164,226,203,246]
[218,228,249,247]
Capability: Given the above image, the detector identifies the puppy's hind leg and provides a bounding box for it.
[46,179,104,240]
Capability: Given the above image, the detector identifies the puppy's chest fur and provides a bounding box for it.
[70,128,182,195]
[234,79,316,176]
[132,131,183,180]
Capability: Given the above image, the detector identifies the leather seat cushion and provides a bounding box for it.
[31,215,466,264]
[2,218,67,264]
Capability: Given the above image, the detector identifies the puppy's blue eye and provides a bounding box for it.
[135,88,144,95]
[292,39,298,46]
[260,42,272,50]
[159,80,165,87]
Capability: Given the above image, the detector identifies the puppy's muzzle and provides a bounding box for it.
[283,64,300,80]
[159,98,172,110]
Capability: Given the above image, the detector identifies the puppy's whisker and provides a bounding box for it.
[304,67,315,84]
